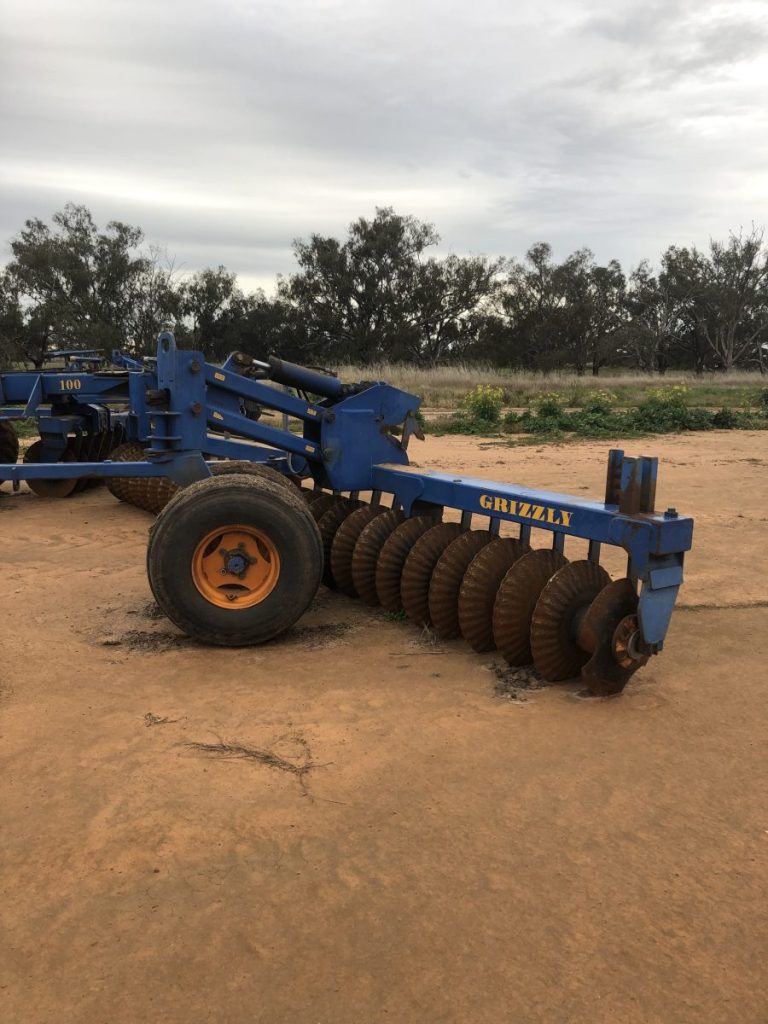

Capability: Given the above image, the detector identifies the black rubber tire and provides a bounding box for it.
[150,461,297,516]
[0,421,20,465]
[209,461,299,497]
[147,473,323,646]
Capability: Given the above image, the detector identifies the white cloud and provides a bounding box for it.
[1,0,767,292]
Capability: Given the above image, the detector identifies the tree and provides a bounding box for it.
[279,207,498,365]
[2,204,148,363]
[123,246,185,356]
[484,244,563,370]
[626,260,682,374]
[0,273,24,364]
[698,230,768,372]
[550,251,626,376]
[2,202,767,375]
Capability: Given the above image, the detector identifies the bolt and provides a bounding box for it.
[220,568,227,575]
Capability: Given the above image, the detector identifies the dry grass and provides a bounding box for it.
[332,362,768,409]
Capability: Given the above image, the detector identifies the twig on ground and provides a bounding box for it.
[185,734,326,797]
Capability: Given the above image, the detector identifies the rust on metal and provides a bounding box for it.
[458,537,529,652]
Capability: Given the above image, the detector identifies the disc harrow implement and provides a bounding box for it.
[1,332,693,699]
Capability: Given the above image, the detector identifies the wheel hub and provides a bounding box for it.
[192,526,280,608]
[219,543,256,579]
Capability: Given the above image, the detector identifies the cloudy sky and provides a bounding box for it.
[1,0,767,291]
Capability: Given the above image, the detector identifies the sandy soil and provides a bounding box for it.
[1,432,766,1024]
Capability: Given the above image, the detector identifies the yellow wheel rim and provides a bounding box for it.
[191,525,280,609]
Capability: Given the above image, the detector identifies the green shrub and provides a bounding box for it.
[534,391,565,418]
[682,407,715,430]
[712,408,740,429]
[752,389,768,416]
[531,415,566,436]
[580,389,616,415]
[567,408,631,437]
[13,418,38,438]
[431,379,767,439]
[461,384,504,423]
[426,412,499,435]
[632,385,691,432]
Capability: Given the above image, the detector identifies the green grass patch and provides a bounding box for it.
[12,419,38,438]
[425,386,768,440]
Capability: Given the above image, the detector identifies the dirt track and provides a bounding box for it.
[1,432,766,1024]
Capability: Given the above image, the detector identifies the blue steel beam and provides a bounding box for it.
[204,364,327,422]
[371,462,693,571]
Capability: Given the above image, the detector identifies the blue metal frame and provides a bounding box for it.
[0,331,693,656]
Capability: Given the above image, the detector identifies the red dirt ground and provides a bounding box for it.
[1,432,766,1024]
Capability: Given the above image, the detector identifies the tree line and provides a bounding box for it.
[1,203,767,374]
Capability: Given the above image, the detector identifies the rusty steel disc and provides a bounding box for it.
[305,487,327,505]
[492,548,568,665]
[530,560,610,681]
[330,504,387,596]
[400,522,464,628]
[317,499,363,588]
[308,493,342,522]
[0,420,19,465]
[23,440,79,498]
[457,537,529,652]
[427,530,494,639]
[351,509,405,605]
[580,579,649,696]
[375,515,441,612]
